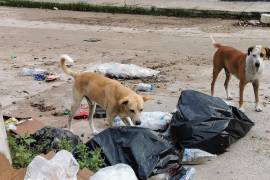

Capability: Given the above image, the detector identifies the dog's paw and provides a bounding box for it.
[239,106,245,112]
[92,130,99,135]
[255,106,263,112]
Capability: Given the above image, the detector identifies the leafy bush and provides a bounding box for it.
[74,143,104,172]
[8,134,104,171]
[8,135,37,168]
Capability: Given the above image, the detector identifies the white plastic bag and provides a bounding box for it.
[182,149,216,165]
[87,63,159,79]
[179,167,196,180]
[21,68,46,76]
[24,150,79,180]
[113,112,172,131]
[90,164,138,180]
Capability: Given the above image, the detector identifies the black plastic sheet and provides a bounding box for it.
[86,127,183,180]
[31,127,81,153]
[170,90,254,154]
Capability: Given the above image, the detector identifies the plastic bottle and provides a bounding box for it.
[136,83,155,92]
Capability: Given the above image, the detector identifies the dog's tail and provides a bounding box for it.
[59,54,77,77]
[210,35,222,49]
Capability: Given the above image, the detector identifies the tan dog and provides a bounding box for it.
[60,55,151,134]
[210,36,270,112]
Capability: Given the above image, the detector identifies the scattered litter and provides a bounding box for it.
[84,38,101,42]
[45,75,59,82]
[33,73,46,81]
[148,166,196,180]
[182,149,216,165]
[53,7,58,10]
[74,104,89,120]
[86,127,183,179]
[3,115,40,134]
[4,117,19,131]
[21,68,59,82]
[113,111,172,131]
[91,164,138,180]
[21,68,35,76]
[170,90,254,154]
[24,150,79,180]
[87,63,159,79]
[136,83,155,92]
[238,19,262,27]
[21,68,46,76]
[64,109,71,115]
[179,167,196,180]
[31,127,81,153]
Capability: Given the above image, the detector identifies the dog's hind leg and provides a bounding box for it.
[224,69,233,100]
[211,66,222,96]
[86,97,98,134]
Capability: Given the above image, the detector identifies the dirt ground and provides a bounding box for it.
[1,7,270,180]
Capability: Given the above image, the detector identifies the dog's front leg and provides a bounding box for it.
[239,80,246,112]
[252,79,262,112]
[107,112,117,127]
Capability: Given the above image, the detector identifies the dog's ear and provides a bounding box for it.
[248,46,254,55]
[264,47,270,59]
[119,97,129,105]
[142,95,152,102]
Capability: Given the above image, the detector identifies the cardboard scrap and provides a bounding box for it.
[11,118,44,136]
[0,154,26,180]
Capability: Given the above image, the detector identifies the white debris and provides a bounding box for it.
[91,164,138,180]
[24,150,79,180]
[182,149,216,165]
[113,111,172,131]
[87,63,159,79]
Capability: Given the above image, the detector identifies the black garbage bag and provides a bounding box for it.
[170,90,254,154]
[31,127,81,153]
[86,127,183,180]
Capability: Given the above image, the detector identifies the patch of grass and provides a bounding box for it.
[8,135,37,168]
[0,0,263,19]
[58,138,73,152]
[74,143,104,172]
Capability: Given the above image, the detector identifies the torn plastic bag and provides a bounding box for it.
[31,127,81,153]
[91,164,138,180]
[182,149,216,165]
[24,150,79,180]
[113,112,172,131]
[170,90,254,154]
[86,127,183,180]
[87,63,159,79]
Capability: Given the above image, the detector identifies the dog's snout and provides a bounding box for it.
[255,62,260,68]
[135,121,141,125]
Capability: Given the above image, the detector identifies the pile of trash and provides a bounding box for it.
[1,90,254,180]
[21,67,59,82]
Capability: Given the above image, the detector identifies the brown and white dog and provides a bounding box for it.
[60,55,151,134]
[210,36,270,112]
